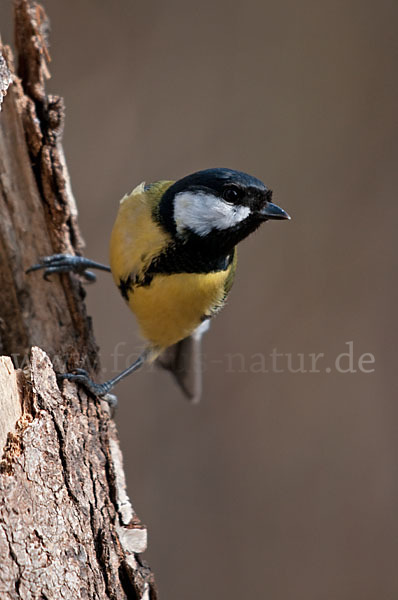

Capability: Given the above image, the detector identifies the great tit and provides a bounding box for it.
[28,168,290,403]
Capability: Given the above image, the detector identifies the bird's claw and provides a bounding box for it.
[57,369,115,403]
[103,393,118,408]
[63,367,90,377]
[26,254,98,283]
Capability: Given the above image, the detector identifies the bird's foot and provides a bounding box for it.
[26,254,110,283]
[58,368,118,407]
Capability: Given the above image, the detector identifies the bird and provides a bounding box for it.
[28,168,290,403]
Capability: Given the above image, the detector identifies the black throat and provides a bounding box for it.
[138,236,235,287]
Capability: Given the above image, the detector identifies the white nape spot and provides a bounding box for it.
[174,191,250,236]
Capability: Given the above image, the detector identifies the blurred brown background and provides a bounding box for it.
[1,0,398,598]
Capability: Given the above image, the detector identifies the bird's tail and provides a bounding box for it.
[156,320,210,404]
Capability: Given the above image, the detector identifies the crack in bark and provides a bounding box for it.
[51,412,81,506]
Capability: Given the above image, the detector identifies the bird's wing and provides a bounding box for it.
[156,320,210,403]
[110,180,174,284]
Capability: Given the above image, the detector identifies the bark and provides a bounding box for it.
[0,2,157,598]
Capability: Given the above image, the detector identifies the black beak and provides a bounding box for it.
[260,201,290,220]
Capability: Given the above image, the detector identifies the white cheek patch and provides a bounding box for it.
[174,191,250,236]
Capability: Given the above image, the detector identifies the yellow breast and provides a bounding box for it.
[128,271,227,348]
[109,182,230,349]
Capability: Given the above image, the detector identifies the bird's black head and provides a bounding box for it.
[158,168,290,256]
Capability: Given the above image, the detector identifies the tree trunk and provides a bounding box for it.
[0,2,157,598]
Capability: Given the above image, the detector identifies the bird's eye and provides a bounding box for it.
[223,186,241,203]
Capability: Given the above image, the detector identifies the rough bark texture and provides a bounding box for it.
[0,2,156,598]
